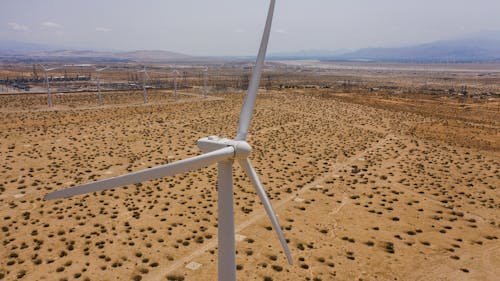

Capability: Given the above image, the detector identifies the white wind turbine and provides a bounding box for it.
[44,1,289,281]
[94,66,108,106]
[203,66,208,98]
[173,68,179,99]
[138,66,150,104]
[39,64,58,108]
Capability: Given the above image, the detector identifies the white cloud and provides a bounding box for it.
[7,22,29,32]
[275,29,288,34]
[95,27,112,32]
[234,28,245,33]
[41,21,62,28]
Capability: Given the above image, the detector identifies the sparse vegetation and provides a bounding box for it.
[0,63,498,280]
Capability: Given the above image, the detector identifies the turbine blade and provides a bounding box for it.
[238,158,293,265]
[235,0,275,141]
[45,147,235,200]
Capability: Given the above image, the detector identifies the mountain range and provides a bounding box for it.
[332,31,500,62]
[0,41,195,63]
[270,31,500,62]
[1,31,499,63]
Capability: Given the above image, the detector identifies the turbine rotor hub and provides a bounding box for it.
[197,136,251,159]
[233,140,252,159]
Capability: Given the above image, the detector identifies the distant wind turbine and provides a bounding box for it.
[173,69,179,99]
[203,66,208,98]
[94,66,108,106]
[138,66,150,104]
[39,64,58,108]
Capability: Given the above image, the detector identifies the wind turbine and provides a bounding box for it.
[173,68,179,99]
[39,64,58,108]
[138,66,150,104]
[44,1,289,281]
[94,66,108,106]
[203,66,208,98]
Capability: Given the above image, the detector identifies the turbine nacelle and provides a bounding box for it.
[197,136,252,159]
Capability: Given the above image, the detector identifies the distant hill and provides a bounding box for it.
[270,31,500,63]
[0,41,196,63]
[269,49,350,60]
[0,40,59,54]
[20,49,193,63]
[2,31,500,63]
[331,31,500,63]
[117,50,192,62]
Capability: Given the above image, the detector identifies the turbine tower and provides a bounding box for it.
[203,66,208,98]
[44,1,287,280]
[138,66,150,104]
[39,64,58,108]
[94,66,108,106]
[173,69,179,99]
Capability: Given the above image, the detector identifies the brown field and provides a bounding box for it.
[0,64,499,281]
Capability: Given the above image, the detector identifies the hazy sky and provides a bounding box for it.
[1,0,499,56]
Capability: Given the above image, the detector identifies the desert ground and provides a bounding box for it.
[0,63,499,281]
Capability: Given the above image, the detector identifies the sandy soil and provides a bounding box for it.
[0,77,498,281]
